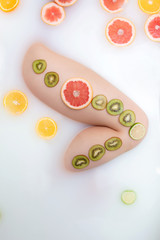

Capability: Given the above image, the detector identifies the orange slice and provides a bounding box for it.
[0,0,19,12]
[3,90,28,115]
[138,0,160,14]
[145,14,160,42]
[105,17,136,47]
[100,0,128,13]
[36,117,57,139]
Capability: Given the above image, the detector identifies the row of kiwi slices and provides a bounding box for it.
[72,137,122,169]
[32,59,59,88]
[91,95,145,140]
[91,95,136,127]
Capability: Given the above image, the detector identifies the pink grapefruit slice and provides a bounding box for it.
[41,2,65,26]
[145,14,160,42]
[61,78,93,110]
[105,17,136,47]
[54,0,78,7]
[100,0,128,13]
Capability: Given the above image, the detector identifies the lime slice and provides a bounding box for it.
[121,190,136,205]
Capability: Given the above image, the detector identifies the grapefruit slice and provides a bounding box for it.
[105,17,136,46]
[145,14,160,42]
[0,0,19,12]
[61,78,93,110]
[41,2,65,26]
[100,0,127,13]
[138,0,160,14]
[55,0,78,7]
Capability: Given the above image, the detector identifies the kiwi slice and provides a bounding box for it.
[32,59,47,74]
[91,95,107,110]
[72,155,89,169]
[107,99,123,116]
[105,137,122,151]
[89,144,105,161]
[129,123,146,140]
[119,110,136,127]
[44,72,59,88]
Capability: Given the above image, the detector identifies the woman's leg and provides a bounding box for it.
[23,43,148,171]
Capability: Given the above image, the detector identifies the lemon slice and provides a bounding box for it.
[3,90,28,115]
[36,117,57,139]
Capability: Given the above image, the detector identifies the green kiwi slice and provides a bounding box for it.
[119,110,136,127]
[44,72,59,88]
[106,99,123,116]
[105,137,122,151]
[91,95,107,110]
[89,144,105,161]
[32,59,47,74]
[72,155,89,169]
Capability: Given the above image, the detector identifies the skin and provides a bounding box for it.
[22,43,148,172]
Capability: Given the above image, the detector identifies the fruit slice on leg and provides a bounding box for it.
[105,137,122,151]
[106,99,123,115]
[138,0,160,14]
[100,0,127,13]
[41,2,65,26]
[145,14,160,42]
[3,90,28,115]
[0,0,19,12]
[72,155,90,169]
[61,78,93,110]
[119,110,136,127]
[105,17,136,47]
[32,59,47,74]
[55,0,78,7]
[89,145,106,161]
[129,123,146,140]
[92,95,107,110]
[44,72,59,87]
